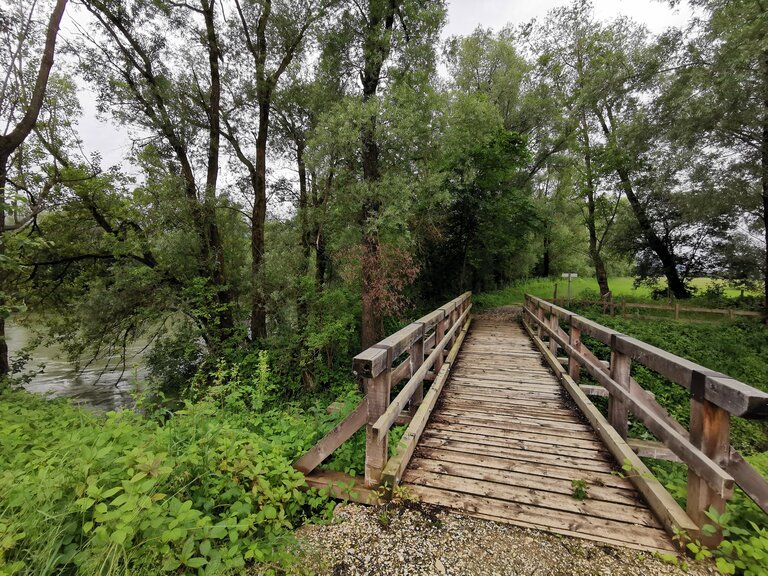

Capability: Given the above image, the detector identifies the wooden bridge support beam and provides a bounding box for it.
[548,314,559,356]
[409,324,425,416]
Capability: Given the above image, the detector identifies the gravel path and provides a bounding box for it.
[296,503,716,576]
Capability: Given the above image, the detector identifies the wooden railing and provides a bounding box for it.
[294,292,472,495]
[523,294,768,543]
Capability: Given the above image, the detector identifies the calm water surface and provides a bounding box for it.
[6,323,146,411]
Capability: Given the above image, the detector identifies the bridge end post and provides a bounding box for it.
[409,323,425,416]
[687,371,731,546]
[608,340,630,439]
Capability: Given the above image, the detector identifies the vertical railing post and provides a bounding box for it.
[568,319,581,383]
[548,312,558,356]
[687,371,730,546]
[608,335,630,439]
[409,323,425,416]
[535,304,545,339]
[364,349,392,487]
[434,311,446,372]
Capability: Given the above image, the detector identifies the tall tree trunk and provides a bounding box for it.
[582,121,610,296]
[595,109,689,299]
[0,0,68,377]
[762,50,768,322]
[615,166,689,299]
[202,0,234,342]
[359,3,397,350]
[0,154,9,377]
[540,234,551,277]
[251,99,269,340]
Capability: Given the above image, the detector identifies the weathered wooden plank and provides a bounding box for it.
[380,364,451,492]
[433,408,594,434]
[627,439,682,463]
[352,346,389,379]
[417,308,445,332]
[425,420,605,450]
[421,428,611,461]
[565,341,735,500]
[406,458,640,506]
[364,368,391,487]
[294,398,369,474]
[373,305,471,436]
[613,336,768,417]
[380,317,472,491]
[405,485,674,552]
[403,468,660,527]
[523,319,700,540]
[376,322,423,361]
[417,436,613,473]
[414,446,631,489]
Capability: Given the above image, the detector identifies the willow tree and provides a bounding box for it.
[80,0,236,347]
[0,0,68,377]
[667,0,768,314]
[223,0,337,340]
[532,0,691,298]
[318,0,445,349]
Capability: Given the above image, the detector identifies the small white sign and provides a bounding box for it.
[561,273,578,278]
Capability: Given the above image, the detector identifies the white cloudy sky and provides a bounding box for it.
[71,0,692,169]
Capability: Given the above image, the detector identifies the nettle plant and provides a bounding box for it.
[0,391,334,575]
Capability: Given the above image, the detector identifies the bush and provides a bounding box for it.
[0,389,336,575]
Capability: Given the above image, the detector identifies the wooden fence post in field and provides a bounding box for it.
[609,337,630,439]
[687,371,731,545]
[675,302,681,321]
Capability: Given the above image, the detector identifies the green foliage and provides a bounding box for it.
[0,387,341,575]
[570,479,589,501]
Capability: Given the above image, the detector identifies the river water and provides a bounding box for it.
[5,323,146,411]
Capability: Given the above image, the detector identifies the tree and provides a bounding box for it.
[310,0,445,349]
[0,0,68,377]
[223,0,335,340]
[80,0,237,347]
[419,93,534,296]
[666,0,768,314]
[531,1,692,298]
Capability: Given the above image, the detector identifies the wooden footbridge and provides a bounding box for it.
[294,293,768,552]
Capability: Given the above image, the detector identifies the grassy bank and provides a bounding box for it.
[0,370,367,575]
[474,277,762,309]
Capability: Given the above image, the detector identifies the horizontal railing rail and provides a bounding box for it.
[293,292,472,492]
[523,293,768,544]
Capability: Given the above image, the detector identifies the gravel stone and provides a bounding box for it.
[294,503,717,576]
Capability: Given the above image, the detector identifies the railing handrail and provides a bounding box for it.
[353,292,472,379]
[295,292,473,491]
[523,293,768,544]
[526,294,768,418]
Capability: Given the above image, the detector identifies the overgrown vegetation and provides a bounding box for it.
[2,0,768,573]
[0,357,371,575]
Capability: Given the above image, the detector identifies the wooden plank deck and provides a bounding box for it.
[401,318,675,553]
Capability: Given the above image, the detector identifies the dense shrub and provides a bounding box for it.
[0,387,339,575]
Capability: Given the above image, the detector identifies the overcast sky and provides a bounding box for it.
[73,0,693,170]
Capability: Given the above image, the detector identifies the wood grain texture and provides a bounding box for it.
[401,317,675,552]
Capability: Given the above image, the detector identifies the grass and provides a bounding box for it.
[474,276,762,309]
